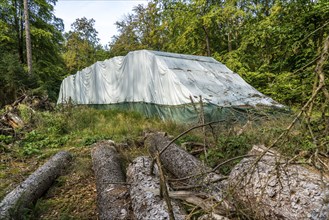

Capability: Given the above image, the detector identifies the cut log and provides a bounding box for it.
[145,133,226,198]
[91,141,130,220]
[228,145,329,220]
[145,133,230,216]
[127,156,186,220]
[145,133,210,180]
[0,151,72,220]
[146,133,329,219]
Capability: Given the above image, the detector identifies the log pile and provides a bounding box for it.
[1,134,328,219]
[145,133,329,219]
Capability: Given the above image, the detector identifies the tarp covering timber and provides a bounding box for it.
[57,50,283,122]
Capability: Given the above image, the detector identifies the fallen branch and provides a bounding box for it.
[198,213,230,220]
[150,189,231,219]
[155,153,175,220]
[158,120,224,157]
[0,151,72,219]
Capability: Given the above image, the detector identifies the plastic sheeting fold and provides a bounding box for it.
[57,50,283,121]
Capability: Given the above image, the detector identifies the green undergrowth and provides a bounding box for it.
[0,105,321,219]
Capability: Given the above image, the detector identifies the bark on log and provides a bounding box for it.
[228,145,329,220]
[127,156,186,220]
[146,133,329,219]
[146,133,209,178]
[91,141,130,220]
[145,133,226,198]
[0,151,72,220]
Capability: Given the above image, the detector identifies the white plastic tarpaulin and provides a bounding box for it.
[57,50,283,121]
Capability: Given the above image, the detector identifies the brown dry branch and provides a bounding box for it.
[199,213,230,220]
[234,36,329,192]
[150,190,229,219]
[189,95,199,118]
[158,120,225,157]
[199,95,208,163]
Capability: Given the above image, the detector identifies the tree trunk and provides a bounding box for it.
[227,30,232,52]
[0,151,72,220]
[91,141,131,220]
[13,0,24,63]
[228,145,329,220]
[127,156,186,220]
[202,25,211,56]
[23,0,32,75]
[20,4,24,63]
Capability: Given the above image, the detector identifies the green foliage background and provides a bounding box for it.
[0,0,328,107]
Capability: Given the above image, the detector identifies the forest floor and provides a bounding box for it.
[37,147,97,219]
[1,103,327,219]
